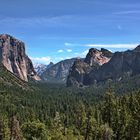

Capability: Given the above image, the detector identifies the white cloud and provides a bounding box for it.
[30,56,51,64]
[84,44,138,49]
[58,49,72,53]
[66,49,72,52]
[74,52,79,55]
[53,57,64,61]
[114,10,140,15]
[58,49,64,53]
[64,42,79,46]
[64,43,73,46]
[65,57,71,59]
[64,42,138,49]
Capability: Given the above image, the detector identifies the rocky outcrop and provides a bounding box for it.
[67,59,91,87]
[67,45,140,87]
[84,48,112,66]
[0,34,40,81]
[87,45,140,84]
[41,58,76,83]
[67,48,113,87]
[47,62,54,69]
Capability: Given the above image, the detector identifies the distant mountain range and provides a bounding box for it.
[34,58,85,83]
[34,62,54,76]
[40,58,77,83]
[0,34,140,88]
[67,46,140,87]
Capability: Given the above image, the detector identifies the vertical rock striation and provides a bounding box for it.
[0,34,40,81]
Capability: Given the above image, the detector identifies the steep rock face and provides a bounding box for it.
[41,58,76,83]
[87,46,140,84]
[84,48,112,66]
[0,34,40,81]
[67,59,91,87]
[67,48,113,87]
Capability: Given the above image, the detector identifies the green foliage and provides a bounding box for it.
[22,121,48,140]
[0,115,10,140]
[0,77,140,140]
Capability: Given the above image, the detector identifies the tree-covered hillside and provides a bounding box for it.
[0,64,32,91]
[0,75,140,140]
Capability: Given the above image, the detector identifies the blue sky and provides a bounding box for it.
[0,0,140,64]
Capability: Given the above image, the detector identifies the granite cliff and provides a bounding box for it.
[67,48,113,87]
[67,45,140,87]
[86,45,140,85]
[41,58,77,83]
[0,34,40,81]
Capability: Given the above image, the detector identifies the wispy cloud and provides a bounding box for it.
[64,42,80,46]
[84,44,138,49]
[58,48,72,53]
[0,15,75,28]
[114,10,140,15]
[30,56,51,64]
[65,42,138,49]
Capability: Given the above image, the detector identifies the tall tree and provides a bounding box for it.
[10,116,22,140]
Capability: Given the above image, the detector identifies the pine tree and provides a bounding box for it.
[10,116,22,140]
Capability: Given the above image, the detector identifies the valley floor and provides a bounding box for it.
[0,80,140,140]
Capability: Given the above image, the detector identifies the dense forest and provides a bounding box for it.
[0,76,140,140]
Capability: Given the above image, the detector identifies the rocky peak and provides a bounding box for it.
[101,48,113,58]
[133,44,140,52]
[72,59,90,74]
[34,63,48,76]
[0,34,40,81]
[67,48,113,87]
[84,48,112,66]
[47,62,54,68]
[85,45,140,85]
[67,58,91,87]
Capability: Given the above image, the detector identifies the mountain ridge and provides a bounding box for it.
[67,45,140,87]
[40,58,78,83]
[67,48,113,87]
